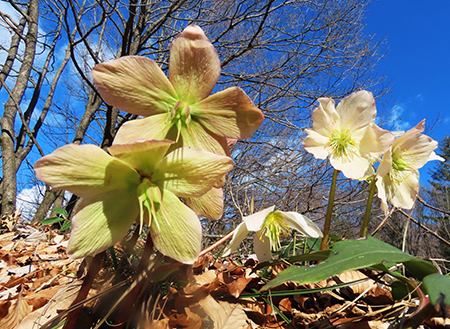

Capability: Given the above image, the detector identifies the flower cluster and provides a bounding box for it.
[35,26,264,264]
[303,91,443,212]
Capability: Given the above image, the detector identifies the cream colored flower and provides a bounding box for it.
[34,140,234,263]
[223,206,323,262]
[303,91,394,179]
[376,120,444,212]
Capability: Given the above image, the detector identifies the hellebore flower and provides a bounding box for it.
[223,206,323,262]
[34,140,234,264]
[92,25,263,219]
[376,120,444,212]
[303,91,394,179]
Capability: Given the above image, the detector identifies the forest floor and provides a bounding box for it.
[0,215,448,329]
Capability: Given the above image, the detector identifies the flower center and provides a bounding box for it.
[329,128,357,161]
[389,151,412,183]
[168,101,192,141]
[257,211,290,251]
[137,178,169,233]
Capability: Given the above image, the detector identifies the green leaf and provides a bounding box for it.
[423,273,450,310]
[40,217,66,225]
[254,250,331,271]
[262,236,416,291]
[59,220,71,231]
[404,259,437,280]
[52,207,68,218]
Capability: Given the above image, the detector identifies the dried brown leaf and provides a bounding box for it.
[0,289,33,329]
[198,293,252,329]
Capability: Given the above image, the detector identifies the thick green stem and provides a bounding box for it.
[320,169,338,251]
[360,178,376,238]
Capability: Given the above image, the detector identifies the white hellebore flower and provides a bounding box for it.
[376,120,444,212]
[223,206,323,262]
[303,91,394,179]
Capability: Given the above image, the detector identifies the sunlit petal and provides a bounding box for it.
[153,147,234,198]
[281,212,323,238]
[108,140,173,176]
[244,206,276,232]
[330,153,371,179]
[34,144,140,197]
[149,190,202,264]
[113,114,173,145]
[68,187,140,258]
[302,129,331,160]
[195,87,264,139]
[184,187,224,219]
[179,120,230,156]
[359,124,394,158]
[169,25,220,102]
[92,56,177,116]
[336,90,376,130]
[311,98,339,136]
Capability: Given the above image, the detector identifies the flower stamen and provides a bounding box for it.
[329,128,357,161]
[257,211,291,251]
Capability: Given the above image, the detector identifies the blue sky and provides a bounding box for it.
[364,0,450,183]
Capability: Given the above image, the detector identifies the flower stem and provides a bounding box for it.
[360,178,376,238]
[320,169,338,251]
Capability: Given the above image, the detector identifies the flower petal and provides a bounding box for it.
[336,90,376,131]
[222,222,250,257]
[34,144,140,197]
[149,190,202,264]
[68,188,140,258]
[180,120,230,156]
[302,129,331,159]
[184,187,224,219]
[311,98,339,136]
[169,25,220,102]
[280,212,323,238]
[244,206,276,232]
[359,124,394,158]
[92,56,177,116]
[108,140,173,176]
[113,114,173,145]
[153,147,234,198]
[195,87,264,139]
[253,233,272,262]
[330,153,371,179]
[376,170,419,210]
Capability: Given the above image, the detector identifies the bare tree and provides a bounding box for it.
[0,0,389,232]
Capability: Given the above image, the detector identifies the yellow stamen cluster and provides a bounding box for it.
[329,128,357,161]
[257,211,290,251]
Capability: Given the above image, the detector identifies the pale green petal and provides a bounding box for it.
[92,56,177,116]
[222,222,250,257]
[281,212,323,238]
[244,206,276,232]
[302,129,331,159]
[149,190,202,264]
[311,98,339,136]
[195,87,264,139]
[169,25,220,103]
[359,124,394,158]
[179,120,230,156]
[336,90,376,131]
[153,147,234,198]
[113,114,173,145]
[68,187,140,258]
[34,144,140,197]
[253,233,272,262]
[108,140,173,176]
[184,187,224,220]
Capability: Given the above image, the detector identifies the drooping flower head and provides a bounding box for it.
[303,91,394,179]
[223,206,323,262]
[376,120,444,212]
[92,25,264,219]
[34,140,234,264]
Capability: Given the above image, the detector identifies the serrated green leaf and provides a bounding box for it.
[59,220,71,231]
[262,236,416,291]
[40,217,66,225]
[52,207,68,218]
[423,273,450,309]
